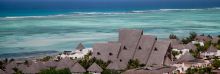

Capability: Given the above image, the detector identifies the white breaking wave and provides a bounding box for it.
[1,7,220,20]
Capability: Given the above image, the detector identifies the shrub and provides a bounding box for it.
[127,59,140,69]
[102,69,120,74]
[212,59,220,69]
[39,68,71,74]
[182,32,197,44]
[40,56,52,62]
[186,67,212,74]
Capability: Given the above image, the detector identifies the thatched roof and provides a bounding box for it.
[172,44,185,50]
[147,40,171,65]
[5,62,17,74]
[106,61,122,70]
[195,35,211,42]
[56,58,75,69]
[17,64,27,73]
[70,62,86,73]
[44,61,57,68]
[122,66,176,74]
[87,63,103,73]
[107,42,121,62]
[76,43,85,51]
[212,36,219,44]
[133,35,156,64]
[185,42,197,51]
[22,63,41,74]
[92,43,109,62]
[207,45,218,53]
[175,52,195,63]
[0,69,6,74]
[118,29,143,69]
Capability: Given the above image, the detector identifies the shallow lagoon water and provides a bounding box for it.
[0,8,220,58]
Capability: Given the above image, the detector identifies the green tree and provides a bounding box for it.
[212,59,220,69]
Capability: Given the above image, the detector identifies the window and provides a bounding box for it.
[154,48,158,51]
[123,46,127,50]
[120,59,122,62]
[109,53,113,56]
[97,52,101,55]
[138,46,142,50]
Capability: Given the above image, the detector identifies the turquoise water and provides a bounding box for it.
[0,8,220,58]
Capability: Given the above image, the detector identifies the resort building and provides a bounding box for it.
[87,63,103,74]
[92,29,173,70]
[201,45,219,58]
[70,62,86,74]
[60,43,93,59]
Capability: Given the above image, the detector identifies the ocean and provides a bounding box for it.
[0,4,220,59]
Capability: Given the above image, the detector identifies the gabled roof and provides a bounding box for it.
[122,66,176,74]
[5,62,17,74]
[17,64,27,73]
[133,35,156,64]
[164,56,172,66]
[119,29,143,49]
[87,63,103,73]
[92,43,109,62]
[175,52,195,63]
[118,29,143,68]
[0,69,6,74]
[70,62,86,73]
[107,43,121,62]
[170,39,181,46]
[76,43,85,50]
[185,42,197,51]
[56,58,75,69]
[23,63,41,74]
[44,61,57,68]
[106,61,122,70]
[195,35,211,42]
[172,44,185,50]
[212,36,219,44]
[207,45,218,53]
[147,40,171,65]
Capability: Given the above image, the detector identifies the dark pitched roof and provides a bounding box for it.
[164,56,173,66]
[195,35,211,42]
[22,63,42,74]
[44,61,57,68]
[0,69,6,74]
[185,42,197,51]
[118,29,143,68]
[17,64,27,73]
[106,61,122,70]
[87,63,103,73]
[212,36,220,44]
[207,45,218,53]
[56,58,75,69]
[107,42,121,62]
[170,39,181,46]
[70,62,86,73]
[122,66,176,74]
[172,44,185,50]
[133,35,156,64]
[76,43,85,50]
[147,40,171,66]
[5,62,17,74]
[175,52,195,63]
[92,43,109,62]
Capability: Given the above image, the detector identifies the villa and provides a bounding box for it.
[92,29,173,70]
